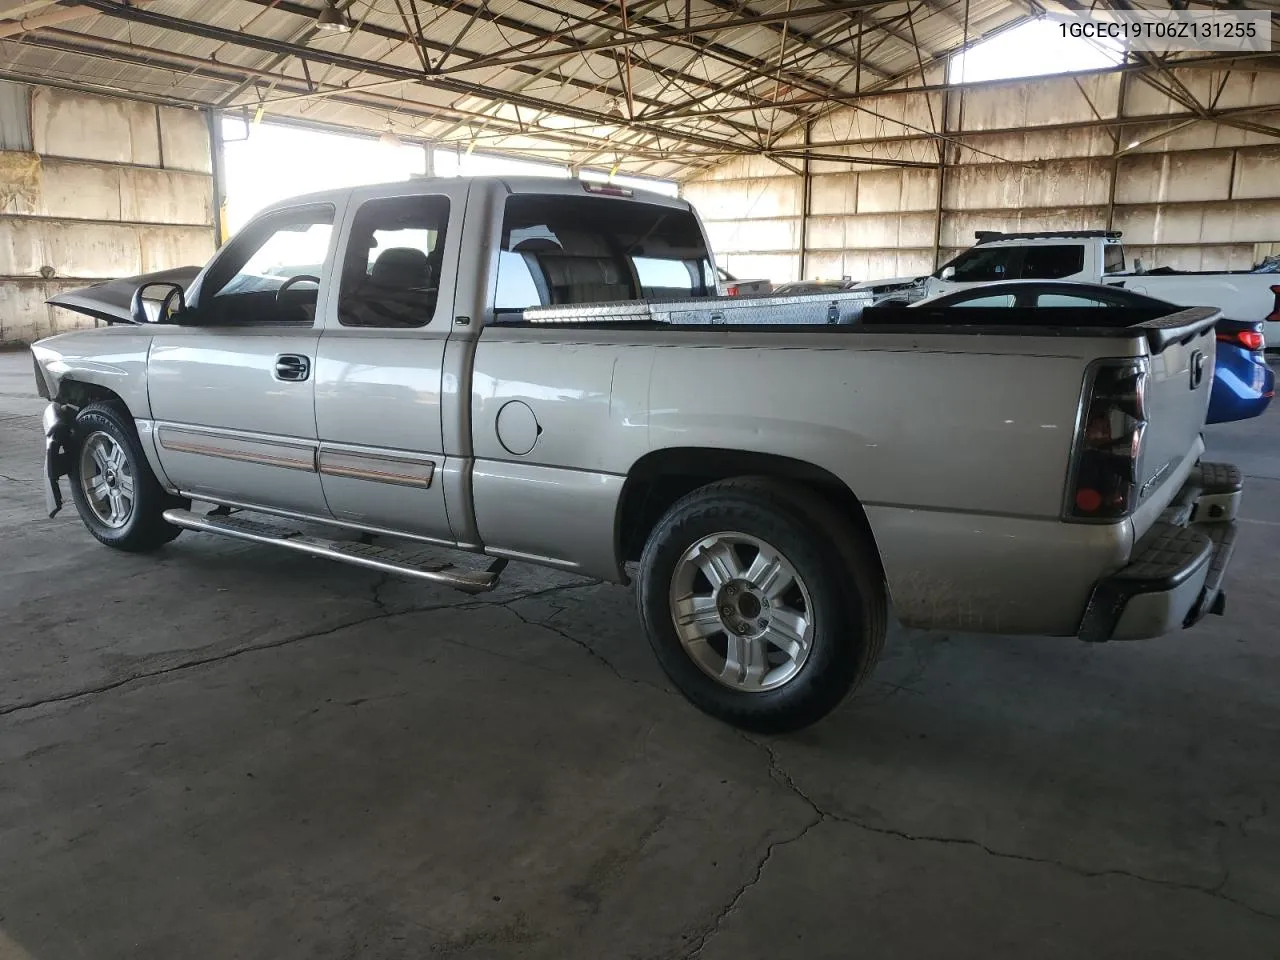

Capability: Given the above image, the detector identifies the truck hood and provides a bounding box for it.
[46,266,202,325]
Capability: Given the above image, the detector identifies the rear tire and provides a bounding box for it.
[637,477,887,733]
[67,401,188,552]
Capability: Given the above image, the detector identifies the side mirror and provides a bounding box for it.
[130,282,187,325]
[939,265,956,281]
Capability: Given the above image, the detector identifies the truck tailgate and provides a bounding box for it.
[1130,308,1218,530]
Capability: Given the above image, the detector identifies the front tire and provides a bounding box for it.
[637,478,887,733]
[67,401,187,552]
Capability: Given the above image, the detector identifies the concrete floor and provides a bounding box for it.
[1,348,1278,959]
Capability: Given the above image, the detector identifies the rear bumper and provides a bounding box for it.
[1206,352,1273,424]
[1077,461,1240,642]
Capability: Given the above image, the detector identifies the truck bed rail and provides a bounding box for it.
[515,290,875,326]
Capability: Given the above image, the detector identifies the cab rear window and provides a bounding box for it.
[494,195,714,315]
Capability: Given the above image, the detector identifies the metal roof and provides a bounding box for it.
[1,0,1276,180]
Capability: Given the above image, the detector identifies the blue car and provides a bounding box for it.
[1208,317,1274,424]
[900,280,1273,424]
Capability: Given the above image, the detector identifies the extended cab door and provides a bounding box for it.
[147,202,340,515]
[311,182,469,542]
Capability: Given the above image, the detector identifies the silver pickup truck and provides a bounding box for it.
[30,177,1241,731]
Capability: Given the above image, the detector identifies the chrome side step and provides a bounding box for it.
[162,508,505,594]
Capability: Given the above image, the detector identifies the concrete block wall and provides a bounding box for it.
[683,66,1280,285]
[0,83,215,345]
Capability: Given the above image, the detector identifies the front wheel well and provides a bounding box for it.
[616,447,882,572]
[56,379,127,412]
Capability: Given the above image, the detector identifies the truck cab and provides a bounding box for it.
[925,231,1124,298]
[915,230,1280,339]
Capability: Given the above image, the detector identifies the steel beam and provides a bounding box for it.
[72,0,770,159]
[444,2,866,73]
[514,0,872,105]
[234,0,795,139]
[236,0,778,119]
[6,31,692,161]
[653,50,1275,121]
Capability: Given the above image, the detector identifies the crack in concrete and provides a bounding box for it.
[0,579,595,719]
[369,571,393,614]
[681,815,824,959]
[1239,796,1271,837]
[707,731,1280,950]
[858,633,943,707]
[662,734,827,959]
[0,610,402,719]
[835,815,1280,922]
[501,590,675,697]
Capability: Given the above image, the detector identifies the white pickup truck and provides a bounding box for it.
[854,230,1280,338]
[31,179,1241,731]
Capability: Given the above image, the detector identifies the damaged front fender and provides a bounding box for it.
[42,402,75,518]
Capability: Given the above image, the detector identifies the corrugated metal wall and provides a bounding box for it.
[0,83,216,344]
[684,66,1280,285]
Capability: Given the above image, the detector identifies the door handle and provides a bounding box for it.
[274,354,311,382]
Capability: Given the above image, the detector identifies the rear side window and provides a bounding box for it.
[494,195,714,315]
[1104,243,1126,275]
[942,246,1019,283]
[1019,245,1084,280]
[1035,292,1110,307]
[633,256,702,299]
[951,293,1016,307]
[338,195,450,328]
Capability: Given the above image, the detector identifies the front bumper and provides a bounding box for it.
[1078,461,1240,642]
[42,402,75,518]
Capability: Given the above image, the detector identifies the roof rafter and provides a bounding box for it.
[5,29,696,159]
[71,0,789,160]
[238,0,799,141]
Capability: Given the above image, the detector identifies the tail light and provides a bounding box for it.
[726,284,740,296]
[1065,359,1149,522]
[1267,285,1280,323]
[1217,328,1265,351]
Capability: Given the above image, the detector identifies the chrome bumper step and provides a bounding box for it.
[162,508,505,594]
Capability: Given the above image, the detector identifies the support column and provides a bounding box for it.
[1107,70,1127,232]
[932,89,950,271]
[799,121,812,280]
[206,107,226,247]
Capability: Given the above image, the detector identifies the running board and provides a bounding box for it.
[161,508,505,594]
